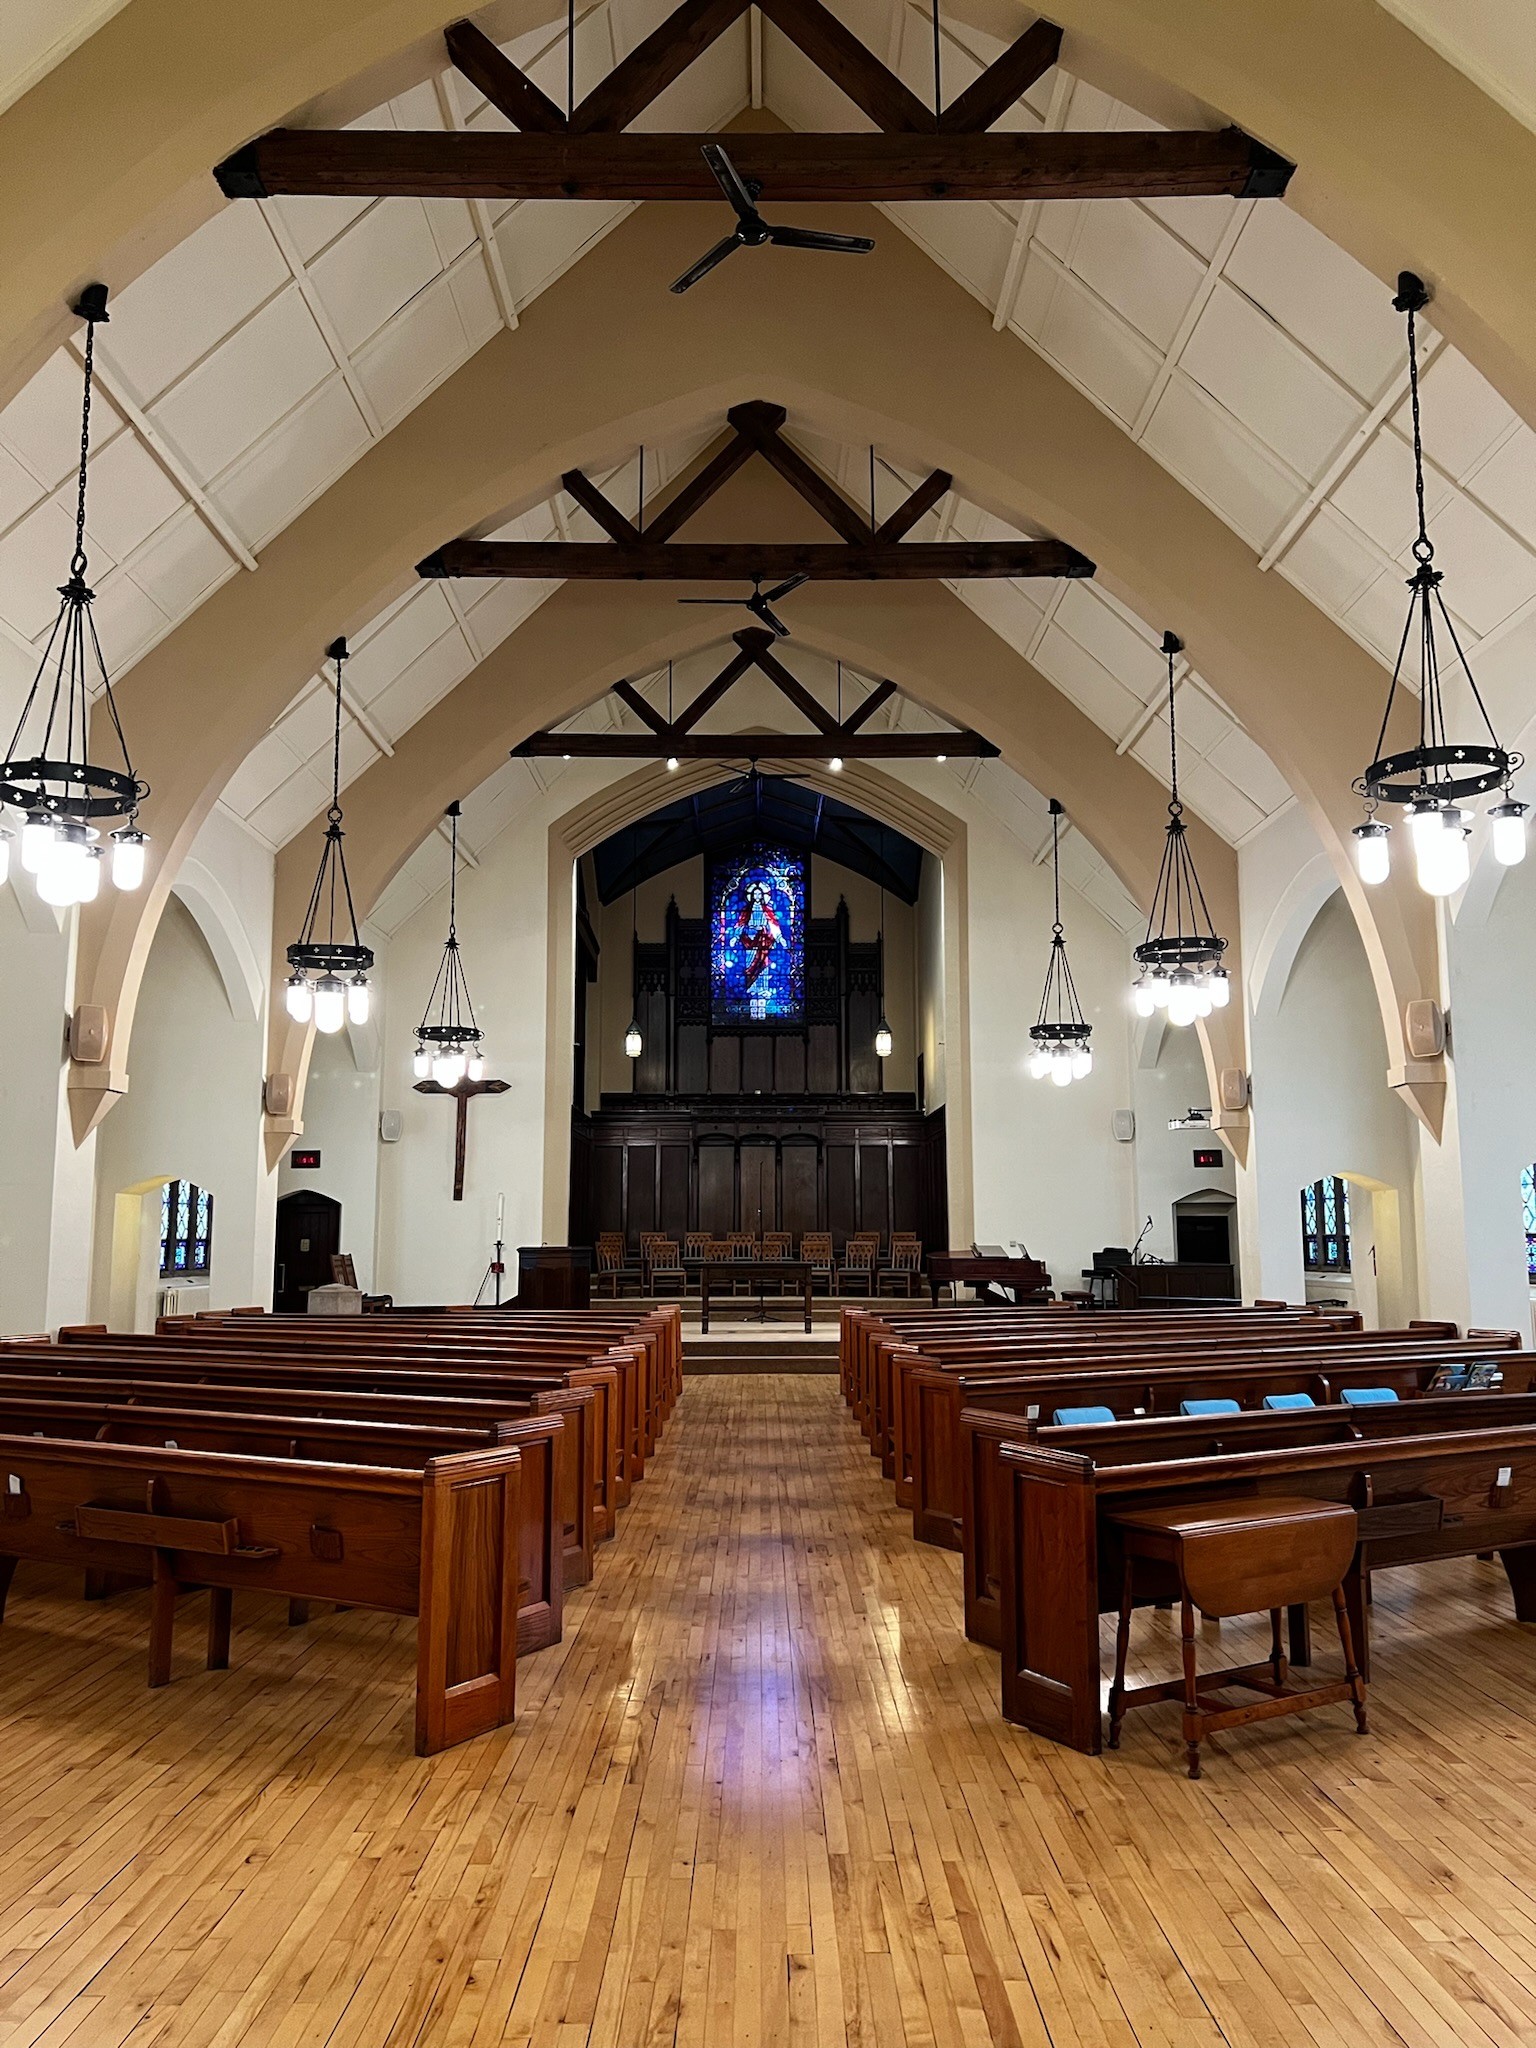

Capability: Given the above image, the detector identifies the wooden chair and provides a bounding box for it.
[683,1231,712,1293]
[330,1252,393,1311]
[1106,1495,1369,1777]
[726,1233,758,1293]
[595,1241,639,1298]
[876,1239,923,1297]
[645,1238,687,1300]
[761,1232,793,1263]
[835,1239,877,1297]
[801,1234,834,1292]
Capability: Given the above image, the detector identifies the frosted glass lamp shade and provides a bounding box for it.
[313,975,346,1034]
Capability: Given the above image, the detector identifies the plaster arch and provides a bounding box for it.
[1248,852,1340,1023]
[258,555,1245,1161]
[171,856,263,1023]
[63,203,1437,1138]
[532,753,979,1235]
[4,0,1535,444]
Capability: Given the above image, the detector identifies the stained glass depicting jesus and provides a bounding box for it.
[710,847,806,1023]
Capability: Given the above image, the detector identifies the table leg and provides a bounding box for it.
[701,1276,710,1335]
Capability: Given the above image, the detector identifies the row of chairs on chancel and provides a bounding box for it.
[596,1231,925,1299]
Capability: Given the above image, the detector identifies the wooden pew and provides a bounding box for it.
[0,1387,567,1651]
[994,1421,1536,1753]
[0,1365,595,1590]
[880,1319,1454,1492]
[18,1336,624,1546]
[147,1320,652,1493]
[905,1335,1526,1548]
[0,1433,522,1754]
[847,1307,1365,1456]
[961,1389,1536,1650]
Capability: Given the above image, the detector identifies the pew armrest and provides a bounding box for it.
[415,1448,522,1756]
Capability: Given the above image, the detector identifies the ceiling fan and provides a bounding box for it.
[677,572,809,638]
[669,143,875,294]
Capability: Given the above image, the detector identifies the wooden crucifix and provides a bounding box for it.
[413,1076,509,1200]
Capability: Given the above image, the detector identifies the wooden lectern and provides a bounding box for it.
[516,1245,592,1309]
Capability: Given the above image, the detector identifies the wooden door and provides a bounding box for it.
[273,1191,341,1312]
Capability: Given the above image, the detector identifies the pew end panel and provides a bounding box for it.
[416,1449,522,1756]
[997,1445,1104,1754]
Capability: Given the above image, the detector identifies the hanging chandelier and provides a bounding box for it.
[624,882,643,1058]
[1351,273,1524,898]
[0,285,148,906]
[412,800,485,1085]
[1131,633,1230,1027]
[284,638,373,1033]
[1029,799,1093,1085]
[874,883,894,1060]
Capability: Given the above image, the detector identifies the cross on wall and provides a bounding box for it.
[413,1075,509,1201]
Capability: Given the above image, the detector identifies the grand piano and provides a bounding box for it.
[928,1245,1051,1307]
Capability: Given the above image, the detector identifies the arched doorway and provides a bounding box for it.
[273,1189,341,1313]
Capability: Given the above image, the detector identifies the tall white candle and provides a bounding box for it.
[496,1192,505,1243]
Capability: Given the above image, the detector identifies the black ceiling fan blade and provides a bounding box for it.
[701,143,761,225]
[765,225,876,255]
[762,573,810,603]
[676,596,747,606]
[670,231,746,294]
[757,606,791,637]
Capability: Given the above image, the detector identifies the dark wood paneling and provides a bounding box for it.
[660,1144,691,1238]
[576,1102,947,1251]
[808,1025,839,1092]
[627,1143,657,1239]
[698,1143,735,1234]
[677,1024,708,1093]
[859,1143,890,1243]
[740,1144,775,1237]
[775,1035,807,1093]
[741,1035,774,1095]
[709,1036,741,1093]
[782,1141,819,1240]
[847,993,880,1094]
[826,1145,856,1241]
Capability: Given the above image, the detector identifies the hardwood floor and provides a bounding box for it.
[5,1373,1536,2046]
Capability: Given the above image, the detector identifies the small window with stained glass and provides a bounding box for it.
[1300,1176,1351,1272]
[1522,1165,1536,1282]
[160,1179,213,1279]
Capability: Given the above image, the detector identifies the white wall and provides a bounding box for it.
[917,850,946,1111]
[89,892,270,1325]
[1130,1018,1238,1265]
[277,1016,384,1292]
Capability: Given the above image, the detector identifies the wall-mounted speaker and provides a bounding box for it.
[264,1071,294,1118]
[1111,1109,1135,1143]
[1404,998,1446,1059]
[70,1004,109,1064]
[1218,1067,1250,1112]
[379,1109,403,1143]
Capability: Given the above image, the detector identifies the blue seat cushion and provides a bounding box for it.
[1179,1397,1241,1416]
[1341,1385,1399,1405]
[1053,1404,1117,1426]
[1263,1391,1317,1411]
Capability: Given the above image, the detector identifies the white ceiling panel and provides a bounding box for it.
[0,347,121,489]
[149,288,335,483]
[1177,282,1362,480]
[125,507,238,623]
[73,430,183,563]
[1069,200,1206,354]
[308,199,448,357]
[216,378,372,552]
[369,629,476,741]
[1013,258,1161,426]
[105,206,292,404]
[354,267,481,429]
[1140,376,1300,550]
[1470,426,1536,550]
[1219,202,1405,402]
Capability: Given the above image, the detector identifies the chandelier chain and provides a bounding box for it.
[70,319,96,580]
[1405,301,1432,564]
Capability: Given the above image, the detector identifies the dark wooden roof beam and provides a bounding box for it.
[418,538,1095,579]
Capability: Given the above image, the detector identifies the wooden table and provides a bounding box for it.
[700,1261,813,1333]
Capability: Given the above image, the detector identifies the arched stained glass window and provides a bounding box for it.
[1522,1165,1536,1280]
[1300,1177,1351,1272]
[709,846,805,1024]
[160,1179,213,1279]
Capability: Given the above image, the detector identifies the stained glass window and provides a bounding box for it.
[709,846,805,1024]
[160,1178,213,1279]
[1300,1177,1351,1271]
[1522,1165,1536,1281]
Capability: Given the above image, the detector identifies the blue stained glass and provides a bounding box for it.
[709,846,805,1024]
[1523,1165,1536,1280]
[159,1184,172,1269]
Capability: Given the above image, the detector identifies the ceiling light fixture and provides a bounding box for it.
[285,638,373,1033]
[874,883,894,1061]
[1131,634,1229,1027]
[1352,273,1524,897]
[0,285,148,907]
[1029,799,1093,1085]
[412,801,485,1086]
[625,882,643,1059]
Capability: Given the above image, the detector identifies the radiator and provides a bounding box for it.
[157,1285,210,1318]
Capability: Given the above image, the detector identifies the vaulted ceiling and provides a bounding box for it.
[0,0,1532,916]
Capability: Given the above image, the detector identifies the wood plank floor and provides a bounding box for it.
[5,1373,1536,2046]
